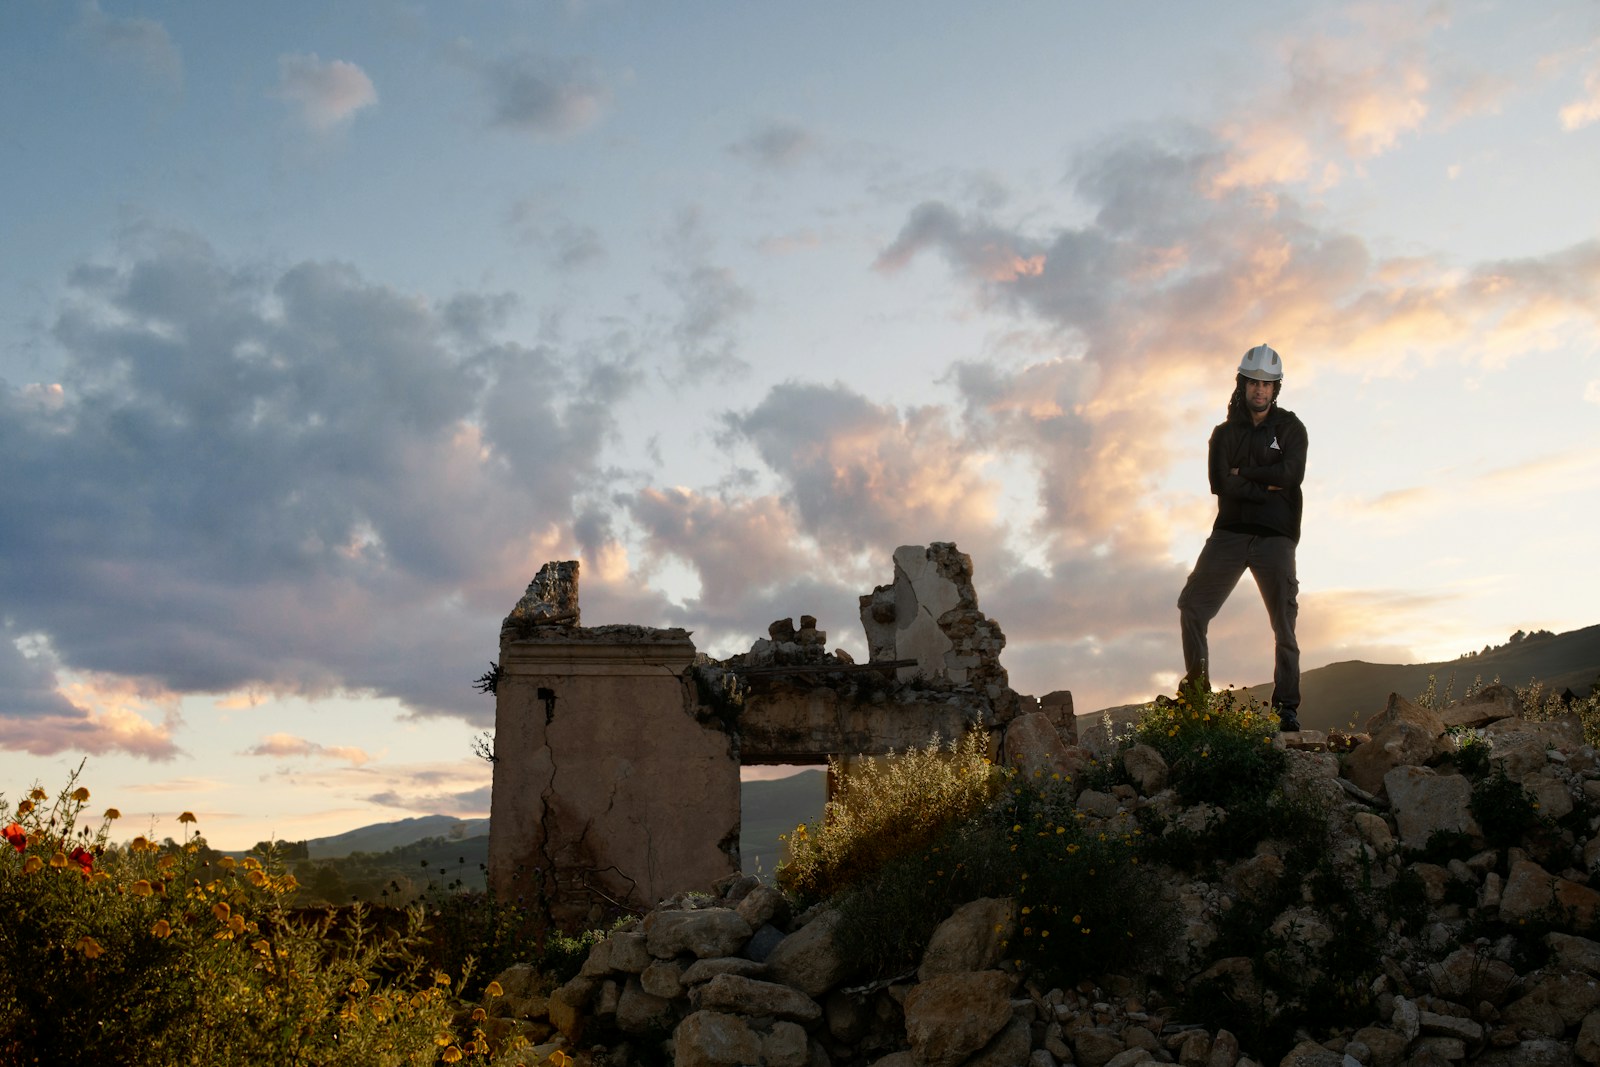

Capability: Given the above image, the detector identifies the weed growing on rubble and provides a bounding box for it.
[1132,685,1285,809]
[776,727,1002,908]
[994,772,1174,986]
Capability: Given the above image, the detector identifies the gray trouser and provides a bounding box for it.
[1177,529,1300,711]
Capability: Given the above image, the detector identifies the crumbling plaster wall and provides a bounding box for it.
[488,567,740,928]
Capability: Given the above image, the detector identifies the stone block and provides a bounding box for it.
[917,896,1016,980]
[1384,766,1479,850]
[902,970,1016,1067]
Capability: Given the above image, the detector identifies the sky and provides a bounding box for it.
[3,1,1598,851]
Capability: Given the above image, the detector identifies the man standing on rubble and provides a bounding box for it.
[1177,344,1308,731]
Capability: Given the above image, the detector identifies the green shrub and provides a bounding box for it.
[0,770,509,1066]
[1132,687,1285,808]
[1470,767,1544,850]
[776,728,1002,907]
[994,775,1174,987]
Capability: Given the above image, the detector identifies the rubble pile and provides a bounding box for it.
[481,685,1600,1066]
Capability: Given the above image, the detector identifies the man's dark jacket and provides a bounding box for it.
[1208,406,1307,542]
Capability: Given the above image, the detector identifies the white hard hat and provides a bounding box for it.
[1238,344,1283,381]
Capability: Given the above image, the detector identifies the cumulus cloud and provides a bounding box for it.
[1559,60,1600,130]
[658,208,755,380]
[244,733,371,766]
[1211,7,1439,190]
[0,228,637,745]
[484,52,610,135]
[274,53,378,132]
[75,1,182,87]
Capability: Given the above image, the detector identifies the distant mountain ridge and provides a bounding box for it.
[1233,623,1599,732]
[304,814,490,860]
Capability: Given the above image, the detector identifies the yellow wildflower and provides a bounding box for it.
[485,981,504,998]
[16,800,32,816]
[471,1007,487,1022]
[441,1046,463,1063]
[131,880,154,897]
[212,901,231,922]
[75,936,104,959]
[71,787,91,802]
[217,856,236,870]
[151,919,172,938]
[23,856,42,874]
[103,808,121,819]
[49,851,68,869]
[178,811,197,824]
[247,869,268,887]
[29,788,47,801]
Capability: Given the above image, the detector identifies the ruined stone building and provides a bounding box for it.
[487,545,1076,930]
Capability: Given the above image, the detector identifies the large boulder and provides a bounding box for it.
[673,1010,763,1067]
[917,897,1016,980]
[765,907,856,997]
[1384,766,1480,850]
[690,974,822,1024]
[1345,719,1444,797]
[1440,683,1521,729]
[1365,692,1447,737]
[645,908,754,959]
[1502,859,1600,926]
[1003,711,1077,777]
[902,970,1017,1067]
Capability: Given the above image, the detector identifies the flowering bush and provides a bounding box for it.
[0,768,526,1066]
[1132,685,1285,808]
[776,727,1002,908]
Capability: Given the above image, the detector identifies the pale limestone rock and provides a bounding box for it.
[1513,973,1600,1029]
[1352,1026,1408,1067]
[1030,1051,1060,1067]
[1490,737,1550,779]
[1077,788,1122,818]
[902,970,1016,1067]
[1345,721,1444,797]
[645,908,753,959]
[673,1010,763,1067]
[1576,1010,1600,1064]
[1105,1047,1159,1067]
[1003,711,1077,778]
[1208,1028,1241,1067]
[1474,1039,1581,1066]
[1484,713,1585,755]
[641,958,687,999]
[1384,766,1479,850]
[1122,743,1170,795]
[1365,692,1447,737]
[760,1020,810,1067]
[736,884,791,930]
[681,956,766,985]
[1353,811,1396,855]
[1524,772,1576,820]
[1549,933,1600,976]
[1178,1029,1212,1066]
[965,1015,1034,1067]
[1419,1009,1483,1043]
[607,931,651,973]
[690,973,822,1024]
[1223,853,1285,903]
[616,978,675,1035]
[765,908,854,998]
[1070,1026,1128,1067]
[1502,859,1600,926]
[1410,1035,1466,1061]
[917,896,1016,980]
[1277,1041,1344,1066]
[1392,996,1421,1043]
[1427,946,1517,1005]
[1440,683,1520,729]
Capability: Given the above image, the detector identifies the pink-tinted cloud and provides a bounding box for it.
[1559,58,1600,130]
[243,733,371,766]
[274,53,378,132]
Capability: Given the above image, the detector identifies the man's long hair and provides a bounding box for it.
[1226,374,1282,423]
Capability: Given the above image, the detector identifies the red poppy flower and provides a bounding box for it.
[2,823,25,853]
[69,846,94,874]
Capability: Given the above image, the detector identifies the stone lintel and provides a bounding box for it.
[500,630,697,677]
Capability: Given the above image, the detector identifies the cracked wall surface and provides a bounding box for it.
[486,605,741,929]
